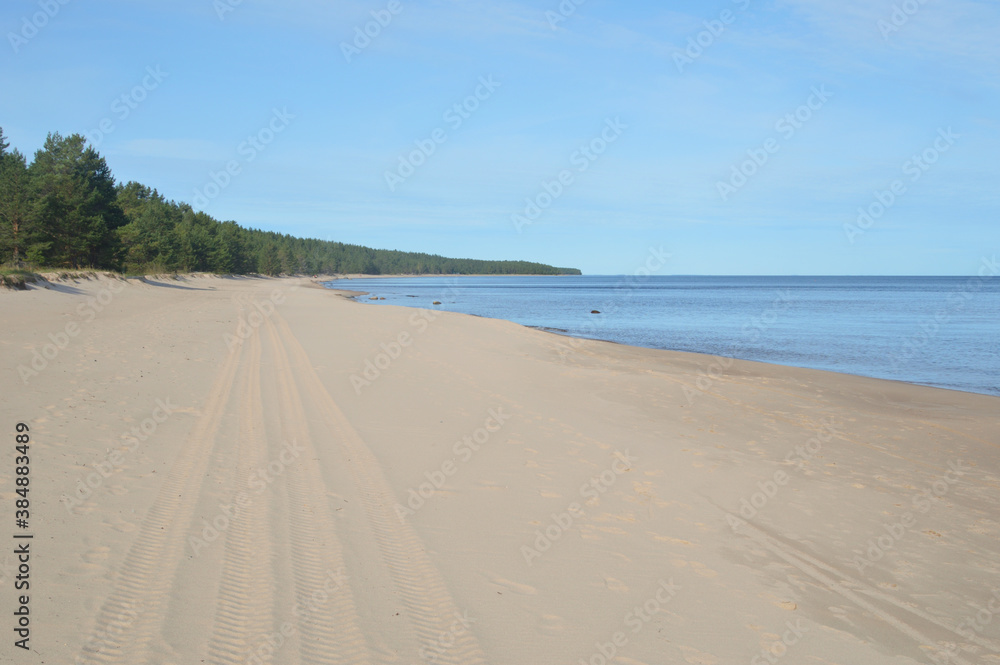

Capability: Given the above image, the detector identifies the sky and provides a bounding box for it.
[1,0,997,275]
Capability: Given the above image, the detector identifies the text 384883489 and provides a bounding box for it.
[13,422,33,651]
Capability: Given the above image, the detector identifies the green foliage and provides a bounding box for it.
[0,142,31,265]
[27,132,126,268]
[0,129,581,276]
[0,267,40,289]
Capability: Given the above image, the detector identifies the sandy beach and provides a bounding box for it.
[1,273,998,665]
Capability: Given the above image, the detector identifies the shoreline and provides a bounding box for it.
[8,270,995,399]
[2,273,998,663]
[320,279,999,400]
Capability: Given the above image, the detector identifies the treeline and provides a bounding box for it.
[0,128,581,276]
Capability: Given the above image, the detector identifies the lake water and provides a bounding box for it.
[324,275,1000,396]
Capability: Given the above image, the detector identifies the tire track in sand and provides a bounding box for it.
[726,510,984,664]
[75,309,246,664]
[261,314,374,665]
[205,326,276,665]
[270,312,488,665]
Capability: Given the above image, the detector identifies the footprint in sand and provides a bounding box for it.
[82,546,111,564]
[828,606,856,626]
[68,502,96,516]
[670,561,718,578]
[65,562,104,577]
[595,511,637,524]
[103,515,138,533]
[490,576,537,595]
[647,531,695,547]
[602,577,629,592]
[679,645,718,664]
[611,552,632,564]
[692,563,718,578]
[537,614,568,636]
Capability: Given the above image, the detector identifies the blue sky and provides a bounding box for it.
[1,0,997,275]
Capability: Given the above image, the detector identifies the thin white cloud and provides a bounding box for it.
[777,0,1000,63]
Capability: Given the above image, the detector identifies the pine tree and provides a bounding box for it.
[0,129,580,275]
[0,143,31,266]
[29,133,125,268]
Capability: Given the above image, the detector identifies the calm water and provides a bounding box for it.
[325,275,1000,396]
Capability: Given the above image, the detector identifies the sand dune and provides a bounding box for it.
[1,274,998,664]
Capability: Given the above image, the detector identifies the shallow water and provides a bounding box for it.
[325,275,1000,396]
